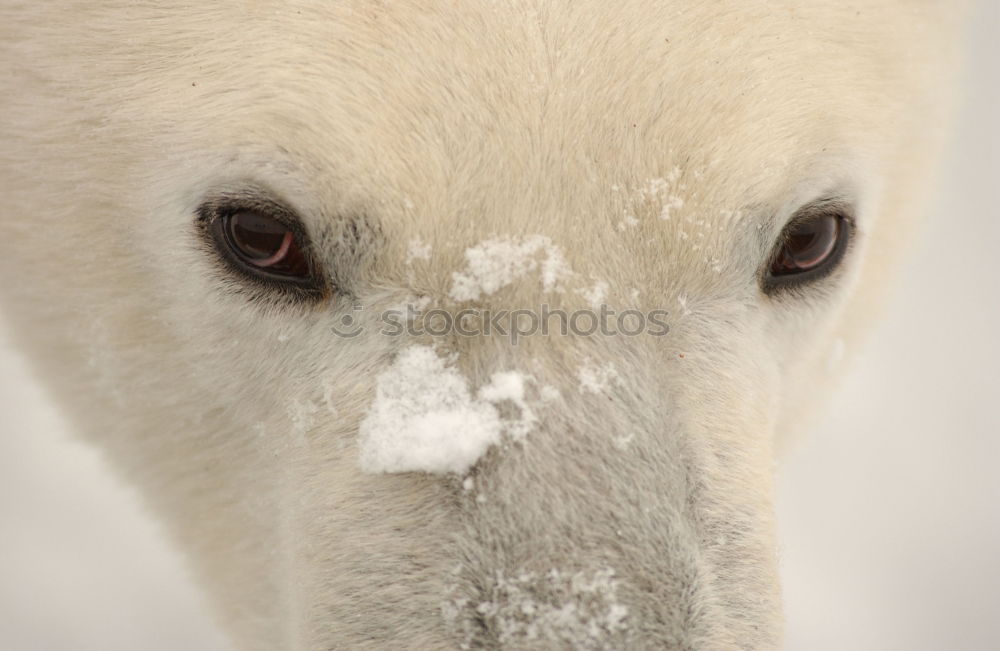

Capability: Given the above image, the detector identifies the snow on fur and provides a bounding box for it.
[577,359,622,394]
[444,567,629,648]
[449,235,572,302]
[359,346,535,474]
[578,279,609,309]
[406,236,432,264]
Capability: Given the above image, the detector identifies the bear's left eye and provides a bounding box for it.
[219,211,309,274]
[763,200,853,293]
[200,197,324,294]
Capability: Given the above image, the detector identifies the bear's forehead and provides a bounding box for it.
[56,0,932,275]
[108,1,916,175]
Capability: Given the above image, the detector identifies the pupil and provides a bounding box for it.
[781,215,839,271]
[229,212,289,261]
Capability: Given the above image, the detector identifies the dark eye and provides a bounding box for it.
[202,199,324,293]
[764,202,852,292]
[222,210,309,273]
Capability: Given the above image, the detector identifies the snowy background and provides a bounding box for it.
[1,5,997,650]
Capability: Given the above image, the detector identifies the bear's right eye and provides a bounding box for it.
[200,196,326,295]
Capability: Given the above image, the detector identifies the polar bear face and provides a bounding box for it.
[0,1,962,648]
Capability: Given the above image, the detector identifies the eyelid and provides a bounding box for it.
[789,197,853,223]
[198,189,303,232]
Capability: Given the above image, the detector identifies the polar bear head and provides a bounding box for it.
[0,1,964,648]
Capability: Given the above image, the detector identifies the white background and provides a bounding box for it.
[1,4,997,649]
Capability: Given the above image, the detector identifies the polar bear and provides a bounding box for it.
[0,1,966,649]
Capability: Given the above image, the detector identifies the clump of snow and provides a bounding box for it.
[406,236,432,264]
[469,567,629,648]
[449,235,573,302]
[578,360,622,394]
[578,279,609,309]
[359,346,536,475]
[477,370,523,403]
[643,168,682,195]
[642,171,686,222]
[613,170,686,226]
[658,194,685,221]
[478,370,536,439]
[359,347,498,474]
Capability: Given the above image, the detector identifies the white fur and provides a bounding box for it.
[0,1,965,648]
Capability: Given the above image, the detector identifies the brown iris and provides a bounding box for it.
[223,211,310,277]
[770,214,841,275]
[765,204,851,291]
